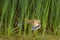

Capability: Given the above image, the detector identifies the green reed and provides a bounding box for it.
[0,0,9,35]
[8,0,17,36]
[0,0,60,37]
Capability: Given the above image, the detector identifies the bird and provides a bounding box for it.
[17,19,41,31]
[17,19,41,37]
[26,19,41,31]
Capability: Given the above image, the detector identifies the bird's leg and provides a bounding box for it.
[32,30,36,37]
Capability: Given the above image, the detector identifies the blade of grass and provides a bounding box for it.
[8,0,17,36]
[0,0,9,35]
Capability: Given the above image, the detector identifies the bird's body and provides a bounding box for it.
[17,19,41,37]
[17,19,41,31]
[26,19,41,31]
[27,19,41,37]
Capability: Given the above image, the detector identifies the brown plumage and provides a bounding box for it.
[26,19,41,30]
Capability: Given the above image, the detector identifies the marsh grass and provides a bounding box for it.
[0,0,60,39]
[0,34,60,40]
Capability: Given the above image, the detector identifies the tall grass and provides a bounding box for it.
[0,0,9,35]
[41,0,51,36]
[0,0,60,37]
[50,0,60,35]
[8,0,17,36]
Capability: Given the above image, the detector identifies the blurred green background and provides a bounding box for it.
[0,0,60,40]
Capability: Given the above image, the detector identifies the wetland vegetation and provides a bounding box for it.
[0,0,60,40]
